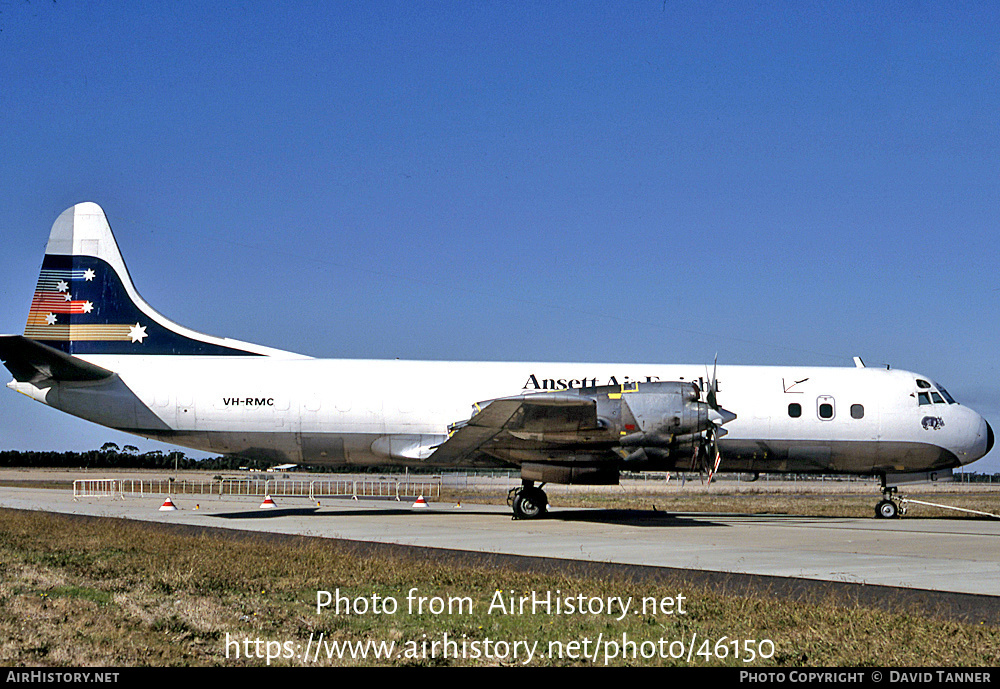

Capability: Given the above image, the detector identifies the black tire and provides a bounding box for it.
[512,489,547,520]
[875,499,898,519]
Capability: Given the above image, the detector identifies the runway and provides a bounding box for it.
[1,485,998,598]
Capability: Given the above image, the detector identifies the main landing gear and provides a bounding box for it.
[508,480,548,520]
[875,484,905,519]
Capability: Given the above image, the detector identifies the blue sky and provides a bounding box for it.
[1,2,997,471]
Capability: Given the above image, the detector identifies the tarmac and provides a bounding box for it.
[1,484,998,597]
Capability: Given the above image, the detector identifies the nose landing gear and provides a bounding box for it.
[876,497,900,519]
[875,484,905,519]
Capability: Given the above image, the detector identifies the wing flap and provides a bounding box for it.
[430,394,600,464]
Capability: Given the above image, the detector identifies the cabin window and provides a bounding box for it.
[817,395,835,420]
[851,404,864,419]
[918,392,931,405]
[788,403,801,418]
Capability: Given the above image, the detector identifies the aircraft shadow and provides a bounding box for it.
[207,504,728,528]
[212,508,323,519]
[542,508,725,527]
[547,508,875,526]
[210,506,438,520]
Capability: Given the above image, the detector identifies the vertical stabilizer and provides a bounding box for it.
[23,203,299,357]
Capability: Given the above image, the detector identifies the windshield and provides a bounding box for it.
[934,382,957,404]
[915,378,958,405]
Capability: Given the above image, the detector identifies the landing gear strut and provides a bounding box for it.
[508,480,548,520]
[875,483,905,519]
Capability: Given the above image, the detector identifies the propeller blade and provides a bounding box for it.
[704,354,719,410]
[706,426,722,484]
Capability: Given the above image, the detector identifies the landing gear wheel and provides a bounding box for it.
[512,487,548,520]
[875,499,899,519]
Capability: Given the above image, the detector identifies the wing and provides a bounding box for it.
[430,380,739,479]
[429,393,612,465]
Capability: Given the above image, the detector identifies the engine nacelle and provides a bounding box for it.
[476,380,736,482]
[584,381,722,439]
[521,462,620,485]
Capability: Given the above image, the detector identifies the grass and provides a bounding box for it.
[0,508,997,667]
[442,482,1000,520]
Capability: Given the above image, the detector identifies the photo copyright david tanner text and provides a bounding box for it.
[740,671,993,683]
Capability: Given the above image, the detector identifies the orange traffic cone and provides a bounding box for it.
[159,497,178,511]
[412,495,428,509]
[260,495,276,509]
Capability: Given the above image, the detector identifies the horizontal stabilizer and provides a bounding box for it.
[0,334,114,383]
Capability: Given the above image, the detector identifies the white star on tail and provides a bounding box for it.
[83,269,96,281]
[82,301,94,313]
[45,313,57,325]
[128,323,147,343]
[56,280,69,292]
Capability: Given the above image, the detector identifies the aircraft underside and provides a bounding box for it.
[138,428,960,475]
[130,426,964,521]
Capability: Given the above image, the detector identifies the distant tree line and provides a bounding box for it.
[0,446,995,480]
[0,444,273,471]
[0,443,432,474]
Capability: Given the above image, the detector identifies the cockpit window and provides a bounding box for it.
[935,383,957,404]
[915,378,958,405]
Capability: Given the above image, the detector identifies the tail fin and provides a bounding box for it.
[22,203,294,357]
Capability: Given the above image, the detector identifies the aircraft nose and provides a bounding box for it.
[966,416,993,464]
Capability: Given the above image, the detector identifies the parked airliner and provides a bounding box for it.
[0,204,992,519]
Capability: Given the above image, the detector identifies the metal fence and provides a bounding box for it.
[73,476,441,501]
[76,468,987,502]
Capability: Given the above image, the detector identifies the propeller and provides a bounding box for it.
[699,356,735,484]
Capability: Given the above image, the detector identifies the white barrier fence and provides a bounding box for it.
[73,476,441,501]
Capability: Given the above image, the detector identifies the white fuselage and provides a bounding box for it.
[17,356,991,475]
